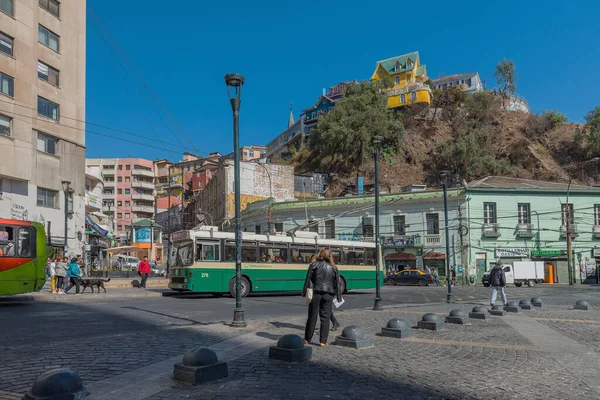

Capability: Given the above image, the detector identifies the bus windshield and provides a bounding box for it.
[170,240,194,267]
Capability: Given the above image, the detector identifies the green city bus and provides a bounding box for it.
[0,218,50,296]
[167,227,380,297]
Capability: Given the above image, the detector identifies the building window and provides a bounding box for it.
[0,113,11,137]
[394,63,399,72]
[275,222,284,233]
[125,176,130,182]
[0,72,14,97]
[125,201,130,207]
[393,215,406,235]
[117,177,122,182]
[36,132,57,155]
[400,94,406,103]
[118,165,122,170]
[126,165,130,170]
[117,201,122,206]
[125,213,130,219]
[38,25,59,52]
[117,213,122,219]
[39,0,59,17]
[407,59,414,69]
[595,205,600,226]
[324,220,335,239]
[410,92,417,101]
[483,202,497,224]
[0,0,13,16]
[395,76,400,85]
[0,31,13,56]
[255,225,261,234]
[517,203,531,224]
[37,96,60,121]
[561,204,574,226]
[117,189,122,195]
[426,213,439,235]
[125,189,130,195]
[37,61,59,86]
[362,216,374,238]
[37,187,58,208]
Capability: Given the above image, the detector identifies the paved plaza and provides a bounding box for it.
[1,285,600,400]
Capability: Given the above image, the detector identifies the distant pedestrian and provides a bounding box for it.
[310,255,341,331]
[432,268,440,286]
[49,258,57,293]
[303,248,341,346]
[65,258,82,295]
[450,267,457,287]
[54,257,68,295]
[489,261,508,307]
[138,256,151,288]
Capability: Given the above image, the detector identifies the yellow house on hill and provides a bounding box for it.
[370,51,432,108]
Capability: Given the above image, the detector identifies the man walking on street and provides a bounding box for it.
[490,261,508,307]
[138,256,151,288]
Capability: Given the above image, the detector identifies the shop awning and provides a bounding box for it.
[86,214,109,237]
[423,251,445,260]
[385,252,417,261]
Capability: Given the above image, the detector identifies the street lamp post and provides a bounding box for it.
[440,171,454,303]
[61,180,71,258]
[565,178,574,286]
[372,136,383,311]
[225,73,247,327]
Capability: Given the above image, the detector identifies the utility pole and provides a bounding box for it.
[166,165,171,276]
[565,178,574,286]
[441,171,453,303]
[372,136,383,311]
[456,186,467,285]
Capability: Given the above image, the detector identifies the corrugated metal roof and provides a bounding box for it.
[468,176,597,190]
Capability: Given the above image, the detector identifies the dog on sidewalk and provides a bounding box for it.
[80,278,111,294]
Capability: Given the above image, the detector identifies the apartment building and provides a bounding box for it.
[0,0,87,258]
[86,158,155,240]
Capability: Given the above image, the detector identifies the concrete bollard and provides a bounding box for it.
[469,306,489,320]
[417,313,444,330]
[531,297,543,307]
[504,300,519,313]
[23,369,89,400]
[381,318,412,338]
[574,300,590,311]
[445,310,469,325]
[333,326,373,349]
[489,305,505,316]
[269,334,312,362]
[519,299,532,310]
[173,347,228,384]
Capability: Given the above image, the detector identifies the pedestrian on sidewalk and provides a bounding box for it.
[49,258,57,293]
[138,256,151,288]
[432,267,440,286]
[310,255,341,332]
[54,257,68,295]
[489,261,508,307]
[303,248,341,347]
[65,258,82,295]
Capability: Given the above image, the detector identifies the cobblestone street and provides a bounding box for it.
[2,286,600,400]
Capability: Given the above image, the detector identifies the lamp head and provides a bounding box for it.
[225,73,245,101]
[61,180,71,191]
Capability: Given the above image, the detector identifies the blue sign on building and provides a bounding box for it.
[134,227,151,243]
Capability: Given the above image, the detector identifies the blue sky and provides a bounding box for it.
[86,0,600,161]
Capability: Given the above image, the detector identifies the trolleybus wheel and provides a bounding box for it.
[228,276,250,298]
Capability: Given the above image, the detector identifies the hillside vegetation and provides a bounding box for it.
[291,79,598,196]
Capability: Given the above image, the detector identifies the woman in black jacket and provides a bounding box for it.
[303,248,342,346]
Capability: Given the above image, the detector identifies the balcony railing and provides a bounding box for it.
[133,205,154,214]
[482,223,501,238]
[131,169,154,178]
[131,180,154,190]
[424,234,440,244]
[516,223,535,238]
[103,180,115,187]
[560,225,579,238]
[132,193,154,202]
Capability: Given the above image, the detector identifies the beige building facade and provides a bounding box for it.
[0,0,87,258]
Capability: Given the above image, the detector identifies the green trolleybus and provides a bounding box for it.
[168,226,380,297]
[0,218,51,296]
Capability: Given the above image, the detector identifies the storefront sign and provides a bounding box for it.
[531,249,566,257]
[134,228,151,243]
[90,236,109,248]
[383,235,417,247]
[495,248,530,258]
[171,230,189,242]
[50,236,65,246]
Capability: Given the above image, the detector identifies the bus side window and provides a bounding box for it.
[17,227,35,258]
[346,249,365,265]
[225,241,257,263]
[259,242,288,263]
[366,248,376,265]
[0,226,14,256]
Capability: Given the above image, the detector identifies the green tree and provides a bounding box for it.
[584,106,600,157]
[494,58,518,109]
[542,110,568,130]
[428,86,467,126]
[310,80,405,171]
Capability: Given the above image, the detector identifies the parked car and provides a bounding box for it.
[388,269,435,286]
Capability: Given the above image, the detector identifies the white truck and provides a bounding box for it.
[482,261,545,287]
